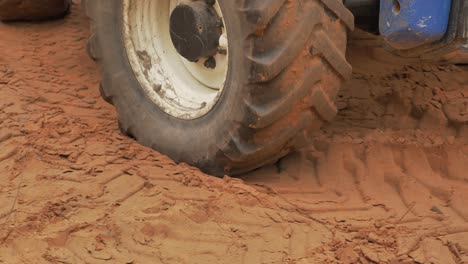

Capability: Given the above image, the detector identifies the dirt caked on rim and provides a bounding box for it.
[122,0,229,120]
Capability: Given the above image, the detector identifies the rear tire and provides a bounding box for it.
[83,0,354,176]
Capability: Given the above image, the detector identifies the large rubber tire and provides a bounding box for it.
[83,0,354,176]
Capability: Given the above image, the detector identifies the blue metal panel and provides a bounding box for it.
[380,0,452,50]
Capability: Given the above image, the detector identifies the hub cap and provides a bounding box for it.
[170,2,222,62]
[122,0,229,120]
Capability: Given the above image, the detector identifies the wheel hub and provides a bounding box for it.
[169,1,222,62]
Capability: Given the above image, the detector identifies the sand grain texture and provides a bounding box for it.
[0,3,467,264]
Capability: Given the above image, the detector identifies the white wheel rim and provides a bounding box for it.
[122,0,229,120]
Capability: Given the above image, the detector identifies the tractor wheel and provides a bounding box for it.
[0,0,71,21]
[83,0,354,176]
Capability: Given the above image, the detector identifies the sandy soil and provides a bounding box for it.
[0,3,467,264]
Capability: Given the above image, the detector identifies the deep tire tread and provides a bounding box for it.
[219,0,353,173]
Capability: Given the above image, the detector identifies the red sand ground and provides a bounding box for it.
[0,3,467,264]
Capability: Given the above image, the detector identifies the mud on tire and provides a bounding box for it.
[82,0,354,176]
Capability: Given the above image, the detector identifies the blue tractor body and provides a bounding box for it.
[380,0,452,50]
[376,0,468,56]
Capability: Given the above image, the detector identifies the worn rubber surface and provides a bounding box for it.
[0,0,71,21]
[82,0,354,175]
